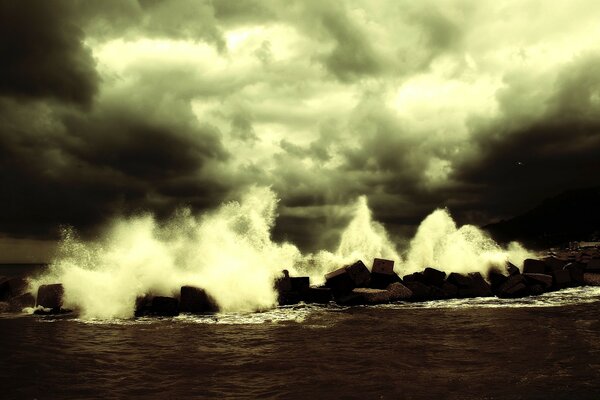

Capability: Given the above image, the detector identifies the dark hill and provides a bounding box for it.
[483,186,600,249]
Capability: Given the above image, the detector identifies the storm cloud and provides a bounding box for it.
[1,0,600,260]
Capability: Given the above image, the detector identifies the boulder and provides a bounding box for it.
[466,272,493,298]
[335,292,366,306]
[0,277,28,301]
[440,281,458,299]
[9,292,35,311]
[528,284,545,296]
[325,267,355,297]
[585,258,600,273]
[551,269,572,289]
[369,271,401,289]
[488,269,509,292]
[150,296,179,317]
[423,267,446,287]
[352,288,391,304]
[583,273,600,286]
[36,284,64,310]
[345,260,371,288]
[403,272,426,284]
[179,286,218,313]
[386,282,412,301]
[522,273,553,290]
[563,262,585,286]
[290,277,310,293]
[372,258,394,274]
[447,273,472,288]
[304,287,332,304]
[506,262,520,276]
[497,275,528,298]
[543,256,569,272]
[523,259,547,274]
[404,281,432,301]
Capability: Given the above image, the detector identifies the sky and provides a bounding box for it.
[1,0,600,262]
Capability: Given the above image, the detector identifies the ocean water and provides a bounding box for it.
[2,288,600,399]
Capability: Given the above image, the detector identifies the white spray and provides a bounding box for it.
[32,189,532,319]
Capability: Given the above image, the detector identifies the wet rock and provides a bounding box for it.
[522,273,553,290]
[9,292,35,311]
[440,282,458,299]
[335,292,366,306]
[543,256,569,273]
[0,301,9,312]
[446,273,472,288]
[304,287,332,304]
[372,258,394,275]
[135,295,152,317]
[403,272,426,284]
[386,282,412,301]
[179,286,218,313]
[551,269,571,289]
[564,262,585,286]
[583,273,600,286]
[467,273,493,298]
[36,284,64,310]
[404,281,432,301]
[290,277,310,293]
[150,296,179,317]
[528,284,545,296]
[345,260,371,288]
[523,259,547,274]
[274,270,292,293]
[369,271,401,289]
[497,275,528,298]
[325,267,355,297]
[0,277,28,301]
[352,288,391,304]
[488,269,509,293]
[506,262,520,276]
[585,258,600,273]
[423,267,446,287]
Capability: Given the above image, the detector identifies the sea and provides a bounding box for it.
[2,266,600,399]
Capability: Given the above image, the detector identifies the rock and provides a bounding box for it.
[523,259,547,274]
[0,301,9,312]
[304,287,332,304]
[467,272,493,298]
[135,295,152,316]
[543,256,569,272]
[372,258,394,274]
[528,284,545,296]
[447,273,472,288]
[551,269,571,289]
[563,262,585,286]
[9,292,35,311]
[423,267,446,287]
[386,282,412,301]
[440,282,458,299]
[179,286,218,313]
[583,273,600,286]
[335,292,366,306]
[325,267,355,297]
[369,271,401,289]
[506,262,520,276]
[290,277,310,293]
[585,258,600,273]
[352,288,391,304]
[522,273,553,290]
[36,284,64,310]
[0,277,28,301]
[345,260,371,288]
[274,270,292,293]
[150,296,179,317]
[488,269,509,293]
[404,281,432,301]
[497,275,528,298]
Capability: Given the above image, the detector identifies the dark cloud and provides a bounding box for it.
[0,1,99,107]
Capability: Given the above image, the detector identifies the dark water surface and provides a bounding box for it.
[2,289,600,399]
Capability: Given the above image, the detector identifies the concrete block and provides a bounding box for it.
[345,260,371,288]
[497,275,528,298]
[423,267,446,287]
[386,282,412,301]
[523,273,553,290]
[325,267,355,297]
[583,273,600,286]
[372,258,394,274]
[369,271,401,289]
[352,288,391,304]
[304,287,332,304]
[563,262,585,285]
[290,277,310,293]
[179,286,218,313]
[36,284,64,310]
[404,281,432,301]
[150,296,179,316]
[552,269,571,289]
[523,259,547,274]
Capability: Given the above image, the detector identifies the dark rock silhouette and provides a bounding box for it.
[179,286,218,313]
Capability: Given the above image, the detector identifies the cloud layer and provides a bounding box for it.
[1,0,600,257]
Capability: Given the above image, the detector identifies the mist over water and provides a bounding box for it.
[32,187,533,319]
